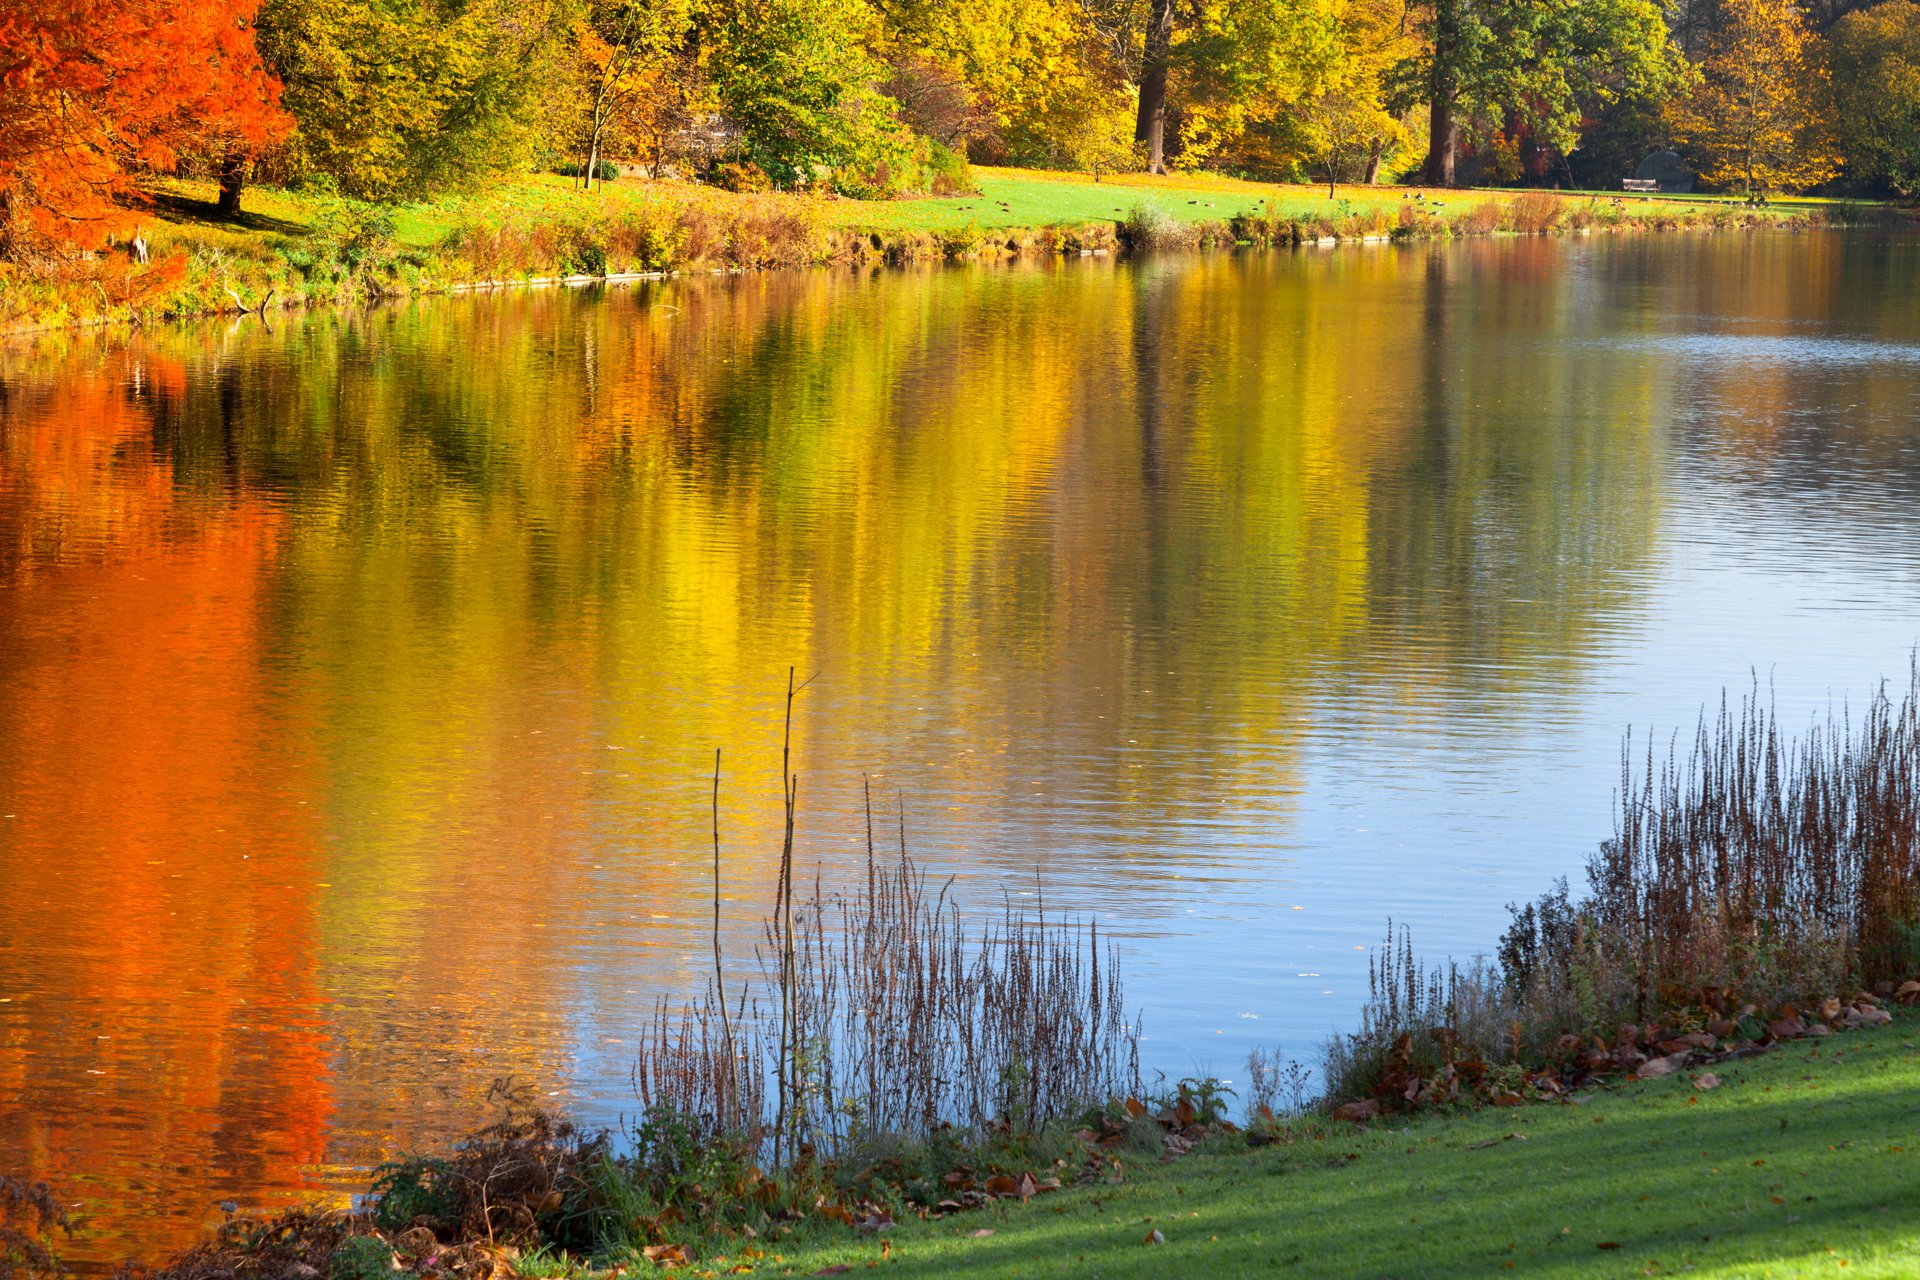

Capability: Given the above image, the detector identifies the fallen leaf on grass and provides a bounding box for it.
[644,1244,690,1267]
[1467,1133,1528,1150]
[1693,1072,1721,1090]
[970,1229,994,1238]
[1637,1052,1689,1079]
[1596,1242,1621,1250]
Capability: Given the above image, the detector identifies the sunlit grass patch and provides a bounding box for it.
[775,1010,1920,1279]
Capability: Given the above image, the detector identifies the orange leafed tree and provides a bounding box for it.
[0,0,289,253]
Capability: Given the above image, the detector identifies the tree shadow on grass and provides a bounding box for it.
[145,189,310,237]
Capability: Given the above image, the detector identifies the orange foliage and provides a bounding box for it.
[0,0,289,252]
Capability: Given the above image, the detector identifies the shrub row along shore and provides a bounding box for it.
[9,664,1920,1276]
[0,173,1893,338]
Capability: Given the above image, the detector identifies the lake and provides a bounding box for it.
[4,231,1920,1262]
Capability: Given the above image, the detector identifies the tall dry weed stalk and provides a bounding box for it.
[635,675,1138,1164]
[1329,662,1920,1102]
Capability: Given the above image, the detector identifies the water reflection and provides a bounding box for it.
[4,233,1920,1262]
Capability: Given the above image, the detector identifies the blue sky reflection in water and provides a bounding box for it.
[3,231,1920,1259]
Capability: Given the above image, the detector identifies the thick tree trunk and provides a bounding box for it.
[1423,94,1456,187]
[1364,141,1384,184]
[1423,0,1460,188]
[217,149,246,219]
[1134,0,1175,174]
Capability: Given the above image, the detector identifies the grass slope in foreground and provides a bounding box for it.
[776,1014,1920,1279]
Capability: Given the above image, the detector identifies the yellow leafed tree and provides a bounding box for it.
[1667,0,1839,200]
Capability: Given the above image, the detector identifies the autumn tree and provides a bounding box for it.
[1828,0,1920,196]
[1141,0,1410,183]
[878,0,1129,167]
[1668,0,1839,200]
[0,0,288,251]
[574,0,699,187]
[255,0,574,201]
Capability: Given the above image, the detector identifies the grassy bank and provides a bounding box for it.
[774,1008,1920,1279]
[68,1007,1920,1278]
[0,166,1885,336]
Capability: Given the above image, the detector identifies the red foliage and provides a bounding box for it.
[0,0,290,251]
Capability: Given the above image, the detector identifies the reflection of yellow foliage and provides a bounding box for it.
[0,247,1695,1262]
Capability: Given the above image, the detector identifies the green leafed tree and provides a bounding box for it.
[1829,0,1920,196]
[257,0,576,200]
[1398,0,1680,185]
[706,0,913,191]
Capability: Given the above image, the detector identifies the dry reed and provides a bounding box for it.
[1328,663,1920,1105]
[636,672,1138,1162]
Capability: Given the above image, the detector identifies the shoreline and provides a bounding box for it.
[2,170,1896,340]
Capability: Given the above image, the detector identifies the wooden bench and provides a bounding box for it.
[1622,178,1659,192]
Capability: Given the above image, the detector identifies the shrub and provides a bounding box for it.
[327,1236,395,1280]
[1116,203,1191,254]
[553,159,622,182]
[369,1155,459,1233]
[922,139,975,197]
[935,223,984,259]
[1455,200,1505,235]
[1230,206,1298,247]
[1,1175,70,1280]
[1503,191,1564,234]
[711,160,772,194]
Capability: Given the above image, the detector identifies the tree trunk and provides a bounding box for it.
[1134,0,1175,174]
[1424,94,1456,186]
[217,149,246,220]
[1423,0,1460,187]
[1364,141,1385,184]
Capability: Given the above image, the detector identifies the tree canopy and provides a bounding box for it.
[0,0,288,252]
[1668,0,1840,199]
[1829,0,1920,196]
[5,0,1920,254]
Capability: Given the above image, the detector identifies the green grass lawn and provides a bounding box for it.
[765,1013,1920,1279]
[148,166,1833,252]
[819,167,1854,231]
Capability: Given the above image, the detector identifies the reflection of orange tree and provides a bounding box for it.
[0,255,1684,1259]
[0,361,330,1262]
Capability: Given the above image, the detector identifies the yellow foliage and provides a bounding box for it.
[1667,0,1839,199]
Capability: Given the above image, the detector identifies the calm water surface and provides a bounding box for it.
[4,233,1920,1260]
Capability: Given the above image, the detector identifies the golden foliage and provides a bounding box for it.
[1667,0,1840,199]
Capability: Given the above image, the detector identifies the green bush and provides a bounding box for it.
[369,1154,459,1232]
[553,159,622,182]
[328,1235,397,1280]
